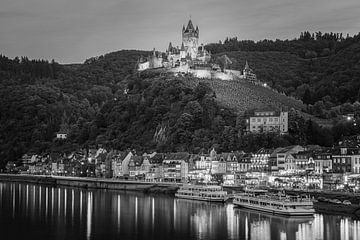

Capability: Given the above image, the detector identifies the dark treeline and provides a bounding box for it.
[206,32,360,58]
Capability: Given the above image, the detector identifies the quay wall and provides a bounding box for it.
[0,174,180,194]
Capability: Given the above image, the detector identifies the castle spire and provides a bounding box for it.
[168,42,173,52]
[185,19,195,32]
[244,60,250,70]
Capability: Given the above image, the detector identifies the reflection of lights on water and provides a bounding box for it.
[71,189,75,222]
[58,188,61,217]
[340,218,350,240]
[250,218,270,240]
[64,189,67,218]
[32,185,36,210]
[51,188,54,217]
[226,204,239,239]
[152,198,155,231]
[313,214,323,240]
[86,192,93,240]
[45,187,48,217]
[117,195,121,230]
[26,185,29,216]
[245,216,248,240]
[39,186,42,210]
[80,191,83,219]
[12,184,15,218]
[354,220,360,240]
[174,199,177,229]
[135,197,138,226]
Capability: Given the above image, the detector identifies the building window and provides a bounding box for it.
[257,118,261,122]
[269,118,273,122]
[252,118,255,122]
[275,118,278,122]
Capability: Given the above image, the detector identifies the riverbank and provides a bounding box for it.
[0,174,180,195]
[283,189,360,218]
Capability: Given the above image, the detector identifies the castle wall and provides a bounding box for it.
[149,57,163,69]
[224,69,242,78]
[168,65,189,73]
[212,71,234,80]
[138,61,150,71]
[190,69,211,79]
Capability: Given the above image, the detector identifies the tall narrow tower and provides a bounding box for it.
[182,19,199,59]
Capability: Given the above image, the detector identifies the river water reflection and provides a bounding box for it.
[0,182,360,240]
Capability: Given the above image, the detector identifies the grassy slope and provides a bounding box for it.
[183,77,305,113]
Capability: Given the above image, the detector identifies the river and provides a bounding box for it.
[0,182,359,240]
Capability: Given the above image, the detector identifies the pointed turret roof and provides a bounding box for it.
[184,19,195,32]
[181,42,185,51]
[244,60,250,70]
[168,42,173,52]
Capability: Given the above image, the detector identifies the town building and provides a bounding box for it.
[332,147,353,173]
[162,152,189,182]
[313,151,332,174]
[250,149,272,172]
[247,109,288,134]
[238,153,252,173]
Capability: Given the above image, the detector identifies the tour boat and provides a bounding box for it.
[175,184,229,202]
[233,192,315,216]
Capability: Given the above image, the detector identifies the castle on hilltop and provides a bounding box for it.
[137,19,257,81]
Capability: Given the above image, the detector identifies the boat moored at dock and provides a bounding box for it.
[233,192,315,217]
[175,184,228,202]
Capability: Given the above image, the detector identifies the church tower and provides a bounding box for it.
[182,19,199,59]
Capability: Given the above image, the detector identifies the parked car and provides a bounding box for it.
[342,200,352,205]
[317,197,327,202]
[329,199,342,204]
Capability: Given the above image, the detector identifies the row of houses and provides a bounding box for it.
[5,145,360,186]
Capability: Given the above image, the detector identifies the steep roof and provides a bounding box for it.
[164,152,190,161]
[130,155,143,166]
[244,60,250,70]
[184,19,195,32]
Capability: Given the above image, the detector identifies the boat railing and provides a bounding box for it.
[235,193,313,204]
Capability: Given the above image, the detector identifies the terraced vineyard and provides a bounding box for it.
[183,77,306,113]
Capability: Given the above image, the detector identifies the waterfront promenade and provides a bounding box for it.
[0,174,181,193]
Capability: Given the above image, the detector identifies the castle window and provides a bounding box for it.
[257,118,261,122]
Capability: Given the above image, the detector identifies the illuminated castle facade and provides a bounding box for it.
[137,19,211,71]
[137,18,256,81]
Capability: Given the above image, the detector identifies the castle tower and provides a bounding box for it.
[182,19,199,59]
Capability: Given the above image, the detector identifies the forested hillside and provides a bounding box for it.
[208,32,360,119]
[1,31,360,168]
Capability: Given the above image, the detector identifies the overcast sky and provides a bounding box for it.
[1,0,359,63]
